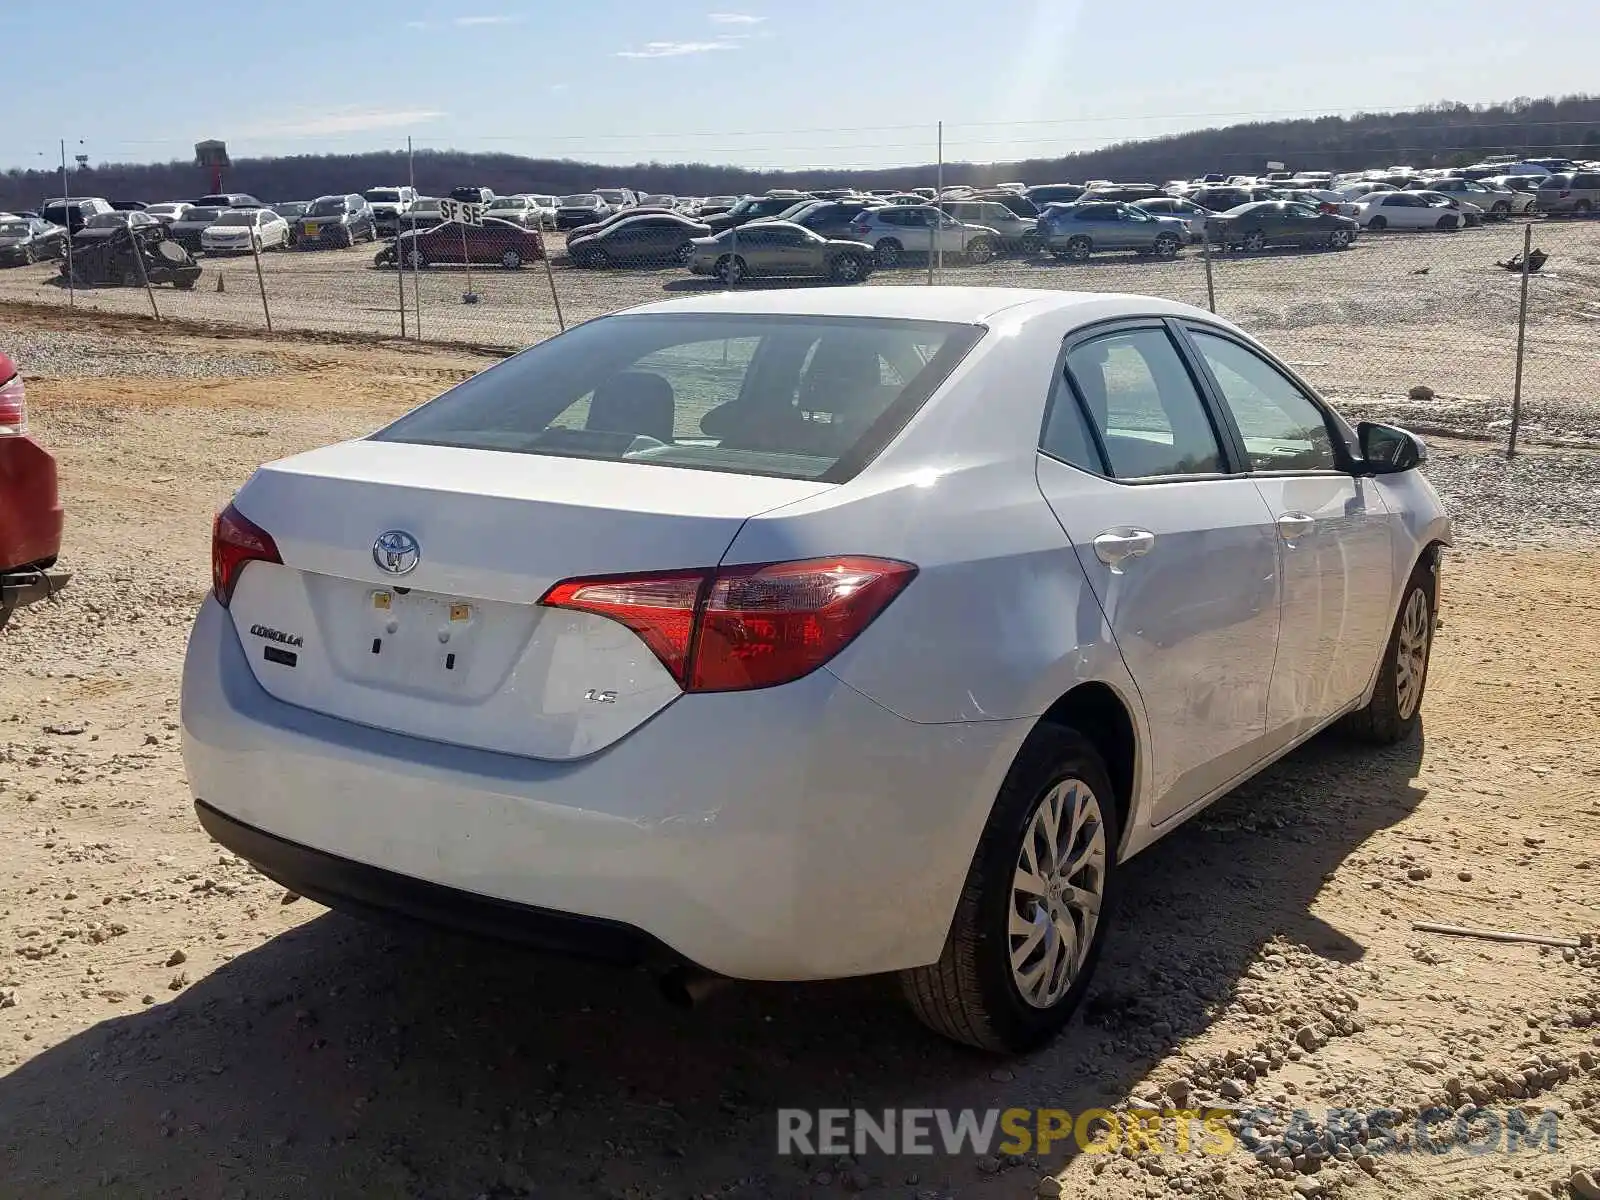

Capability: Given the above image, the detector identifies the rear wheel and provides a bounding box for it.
[1367,215,1388,231]
[1343,557,1436,744]
[1576,200,1593,216]
[830,252,867,283]
[874,238,903,267]
[1020,232,1043,255]
[1435,215,1455,230]
[715,254,747,284]
[1064,235,1093,261]
[500,250,523,270]
[1329,228,1353,248]
[965,236,995,264]
[1152,233,1180,258]
[1241,229,1266,251]
[901,725,1119,1053]
[673,241,694,266]
[1491,201,1510,218]
[21,243,36,265]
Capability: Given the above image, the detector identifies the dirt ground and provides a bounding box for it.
[1,310,1598,1200]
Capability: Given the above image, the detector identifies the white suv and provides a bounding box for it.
[845,205,1000,266]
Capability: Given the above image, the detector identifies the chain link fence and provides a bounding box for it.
[2,213,1595,454]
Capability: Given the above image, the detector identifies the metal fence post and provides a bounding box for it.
[541,235,565,332]
[128,228,161,322]
[1507,222,1533,459]
[395,234,406,338]
[250,235,272,334]
[1200,225,1217,313]
[59,141,75,309]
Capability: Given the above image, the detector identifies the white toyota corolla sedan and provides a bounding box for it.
[182,287,1450,1052]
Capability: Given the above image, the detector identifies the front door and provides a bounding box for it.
[1181,325,1396,741]
[1033,321,1282,825]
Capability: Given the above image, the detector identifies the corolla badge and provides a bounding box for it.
[373,530,421,576]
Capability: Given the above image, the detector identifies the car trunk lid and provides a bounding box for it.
[223,439,832,759]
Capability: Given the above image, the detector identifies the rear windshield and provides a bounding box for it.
[184,208,222,222]
[364,189,401,202]
[307,197,347,216]
[373,314,983,481]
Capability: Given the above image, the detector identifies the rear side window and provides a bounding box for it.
[374,314,984,482]
[1060,328,1225,480]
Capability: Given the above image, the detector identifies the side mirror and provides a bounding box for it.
[1357,421,1427,474]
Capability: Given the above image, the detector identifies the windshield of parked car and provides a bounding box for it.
[561,194,600,206]
[307,197,347,217]
[488,198,525,209]
[594,190,628,204]
[272,203,307,216]
[373,314,984,482]
[215,212,256,226]
[364,190,402,203]
[183,208,222,223]
[411,199,440,212]
[85,213,128,228]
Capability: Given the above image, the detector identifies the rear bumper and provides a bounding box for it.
[0,435,63,572]
[181,598,1022,980]
[196,799,677,965]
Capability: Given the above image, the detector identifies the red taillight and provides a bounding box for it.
[541,556,916,692]
[0,371,24,437]
[212,502,282,607]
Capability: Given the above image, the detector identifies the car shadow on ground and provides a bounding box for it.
[0,727,1425,1199]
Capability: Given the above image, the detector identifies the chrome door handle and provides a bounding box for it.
[1276,512,1315,540]
[1093,529,1156,569]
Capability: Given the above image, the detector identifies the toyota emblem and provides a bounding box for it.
[373,529,421,576]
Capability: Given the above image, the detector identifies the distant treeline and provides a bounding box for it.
[5,94,1599,211]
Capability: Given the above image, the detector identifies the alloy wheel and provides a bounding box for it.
[1243,230,1265,251]
[1395,588,1431,721]
[1010,778,1108,1009]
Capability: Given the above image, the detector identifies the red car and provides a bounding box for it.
[0,351,69,630]
[373,217,546,270]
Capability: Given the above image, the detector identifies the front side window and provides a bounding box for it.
[1188,330,1338,472]
[1061,328,1225,480]
[374,315,983,482]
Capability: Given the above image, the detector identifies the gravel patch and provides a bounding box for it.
[1423,446,1600,544]
[0,324,283,379]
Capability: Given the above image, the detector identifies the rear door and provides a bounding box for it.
[1033,320,1282,824]
[1181,324,1395,741]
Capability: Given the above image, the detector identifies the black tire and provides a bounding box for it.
[174,277,196,291]
[1491,201,1510,218]
[1576,200,1593,216]
[0,598,13,633]
[1368,215,1388,231]
[1241,229,1266,252]
[1435,215,1455,230]
[500,250,523,270]
[715,254,747,285]
[965,236,995,264]
[1342,556,1437,744]
[830,253,867,283]
[673,241,694,266]
[874,238,903,267]
[1152,233,1180,259]
[900,724,1121,1053]
[1330,228,1353,248]
[22,243,36,265]
[1065,236,1092,261]
[1020,233,1043,255]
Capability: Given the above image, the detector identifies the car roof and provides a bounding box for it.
[622,284,1213,326]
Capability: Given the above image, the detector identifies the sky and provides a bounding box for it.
[6,0,1599,174]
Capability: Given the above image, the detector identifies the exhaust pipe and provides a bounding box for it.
[657,965,731,1008]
